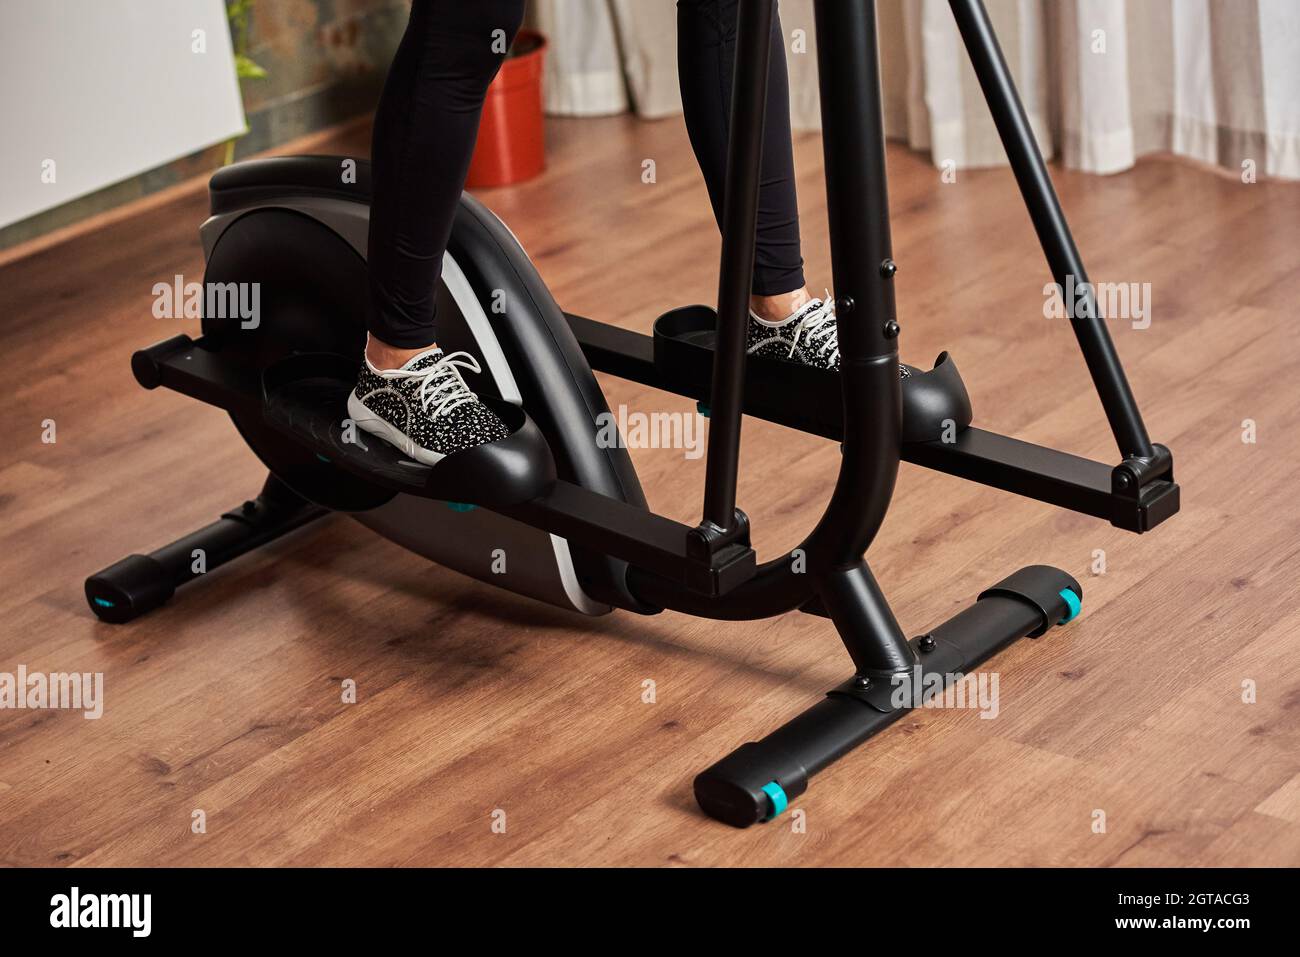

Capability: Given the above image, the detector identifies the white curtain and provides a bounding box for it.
[528,0,1300,180]
[527,0,680,117]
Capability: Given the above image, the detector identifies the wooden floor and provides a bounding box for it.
[1,114,1297,867]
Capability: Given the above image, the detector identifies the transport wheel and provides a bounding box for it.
[1058,587,1082,624]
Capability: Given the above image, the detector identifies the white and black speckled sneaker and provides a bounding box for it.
[347,348,510,466]
[747,297,843,371]
[746,297,912,379]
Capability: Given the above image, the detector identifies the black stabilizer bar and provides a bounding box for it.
[694,565,1081,827]
[85,477,326,623]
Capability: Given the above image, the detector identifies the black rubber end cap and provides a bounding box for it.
[693,742,809,828]
[85,555,174,624]
[694,773,767,829]
[130,335,194,390]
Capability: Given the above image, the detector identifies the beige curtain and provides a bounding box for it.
[526,0,680,117]
[530,0,1300,180]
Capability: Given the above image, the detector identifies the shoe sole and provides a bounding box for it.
[346,391,447,467]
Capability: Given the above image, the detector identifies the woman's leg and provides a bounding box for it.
[351,0,525,463]
[366,0,526,367]
[676,0,809,323]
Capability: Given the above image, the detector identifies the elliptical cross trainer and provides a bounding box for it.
[87,0,1178,828]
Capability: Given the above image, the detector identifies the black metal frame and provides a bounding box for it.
[592,0,1174,823]
[87,0,1178,828]
[572,0,1176,550]
[559,0,1178,605]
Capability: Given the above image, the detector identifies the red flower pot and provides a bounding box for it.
[465,30,547,189]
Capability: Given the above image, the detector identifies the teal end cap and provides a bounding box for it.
[1058,587,1082,625]
[696,401,711,418]
[760,781,788,821]
[446,502,477,513]
[316,454,331,463]
[93,597,115,608]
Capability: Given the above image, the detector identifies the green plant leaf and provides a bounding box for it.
[235,54,267,80]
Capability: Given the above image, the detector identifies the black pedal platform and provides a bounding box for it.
[261,353,556,508]
[652,305,972,443]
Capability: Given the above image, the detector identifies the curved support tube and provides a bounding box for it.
[627,0,904,620]
[626,357,902,620]
[800,354,900,567]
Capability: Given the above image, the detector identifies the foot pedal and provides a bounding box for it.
[261,353,556,508]
[652,305,972,442]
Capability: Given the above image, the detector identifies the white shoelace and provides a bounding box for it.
[384,350,484,418]
[787,294,839,365]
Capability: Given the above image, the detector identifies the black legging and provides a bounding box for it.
[367,0,804,348]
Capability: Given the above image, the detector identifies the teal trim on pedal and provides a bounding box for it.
[446,502,477,513]
[93,597,115,608]
[1058,587,1081,624]
[696,401,711,418]
[760,781,788,820]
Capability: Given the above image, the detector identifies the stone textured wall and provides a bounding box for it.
[2,0,410,251]
[235,0,408,159]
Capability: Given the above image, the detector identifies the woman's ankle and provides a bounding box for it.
[365,333,437,371]
[749,287,815,324]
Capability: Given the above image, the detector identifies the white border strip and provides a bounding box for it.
[442,251,605,616]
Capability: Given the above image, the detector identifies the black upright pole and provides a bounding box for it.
[700,0,776,534]
[813,0,897,367]
[807,0,911,672]
[806,0,902,563]
[948,0,1154,461]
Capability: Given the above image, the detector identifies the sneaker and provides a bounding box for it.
[746,296,912,378]
[347,347,509,466]
[747,297,841,370]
